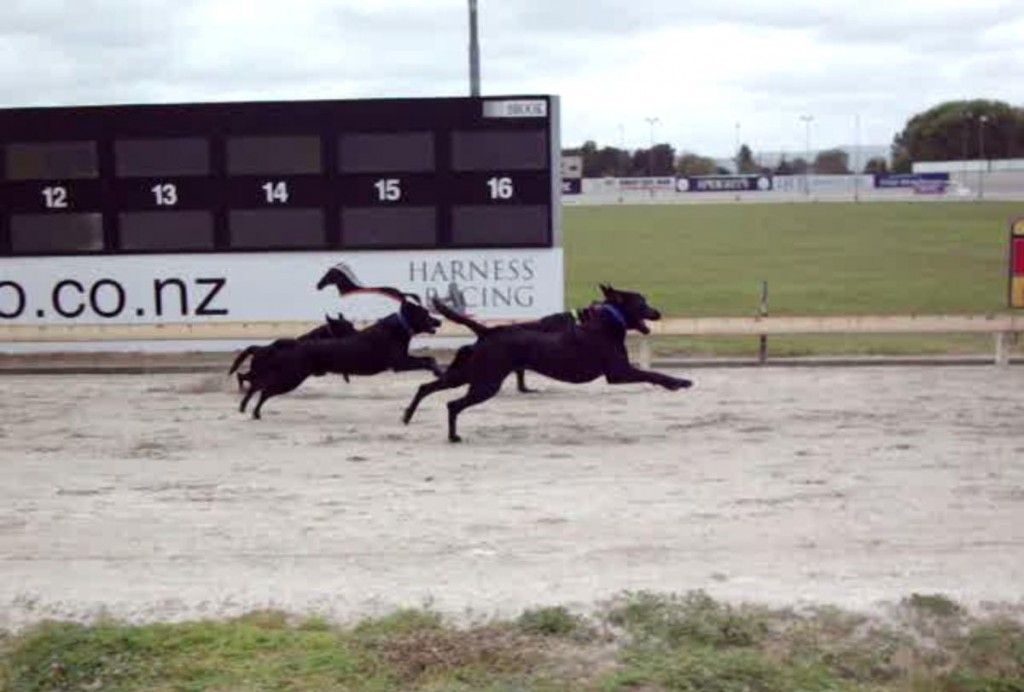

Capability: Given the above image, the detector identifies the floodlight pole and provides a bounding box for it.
[977,114,989,200]
[645,116,660,176]
[853,113,861,202]
[468,0,481,96]
[800,114,813,196]
[618,123,627,177]
[734,121,741,174]
[961,110,972,191]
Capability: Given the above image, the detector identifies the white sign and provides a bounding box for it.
[560,155,582,178]
[0,248,564,326]
[482,99,548,119]
[618,177,676,192]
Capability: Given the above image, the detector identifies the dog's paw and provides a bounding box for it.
[448,434,463,443]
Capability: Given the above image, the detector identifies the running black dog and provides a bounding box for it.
[403,284,693,442]
[239,297,443,419]
[229,313,358,391]
[445,308,592,394]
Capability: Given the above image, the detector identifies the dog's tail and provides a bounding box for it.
[432,297,490,337]
[228,345,260,375]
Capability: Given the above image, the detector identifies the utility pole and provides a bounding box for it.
[468,0,480,96]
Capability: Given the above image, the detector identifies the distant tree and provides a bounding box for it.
[814,148,850,174]
[632,144,676,176]
[863,157,889,175]
[676,152,717,177]
[890,99,1024,167]
[593,146,628,177]
[564,142,632,177]
[735,144,758,173]
[774,157,794,175]
[891,152,913,174]
[788,157,809,175]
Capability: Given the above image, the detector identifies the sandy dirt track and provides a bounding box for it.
[1,365,1023,631]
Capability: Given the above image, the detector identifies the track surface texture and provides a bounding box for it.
[1,365,1022,630]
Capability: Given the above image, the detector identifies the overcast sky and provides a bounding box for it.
[1,0,1021,159]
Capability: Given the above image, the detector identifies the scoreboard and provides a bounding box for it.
[0,96,564,341]
[0,96,559,255]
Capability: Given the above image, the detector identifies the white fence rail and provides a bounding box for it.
[2,313,1021,365]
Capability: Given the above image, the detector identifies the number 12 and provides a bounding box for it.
[42,186,69,209]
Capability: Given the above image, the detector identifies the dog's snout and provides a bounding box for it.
[647,308,662,320]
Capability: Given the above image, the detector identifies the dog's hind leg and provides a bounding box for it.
[403,376,462,424]
[446,378,503,443]
[240,386,256,413]
[252,391,271,420]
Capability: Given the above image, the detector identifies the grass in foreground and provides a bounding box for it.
[3,592,1023,691]
[564,202,1024,357]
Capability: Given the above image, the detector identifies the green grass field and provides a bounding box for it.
[562,201,1023,356]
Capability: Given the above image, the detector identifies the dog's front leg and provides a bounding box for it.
[605,363,693,390]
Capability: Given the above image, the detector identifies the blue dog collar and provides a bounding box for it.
[602,303,627,328]
[396,310,412,334]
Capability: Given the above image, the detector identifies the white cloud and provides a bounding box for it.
[0,0,1020,158]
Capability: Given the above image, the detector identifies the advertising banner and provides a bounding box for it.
[676,175,772,193]
[874,173,950,189]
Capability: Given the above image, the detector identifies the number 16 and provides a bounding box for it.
[487,177,513,200]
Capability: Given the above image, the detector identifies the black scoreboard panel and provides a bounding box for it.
[0,96,559,256]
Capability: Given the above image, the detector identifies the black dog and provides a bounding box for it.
[228,313,357,391]
[446,308,593,394]
[315,261,590,394]
[239,297,443,419]
[403,284,693,442]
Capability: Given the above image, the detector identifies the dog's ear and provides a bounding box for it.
[600,283,617,300]
[316,264,362,293]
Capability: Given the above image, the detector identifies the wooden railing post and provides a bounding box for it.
[995,332,1010,366]
[637,337,652,369]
